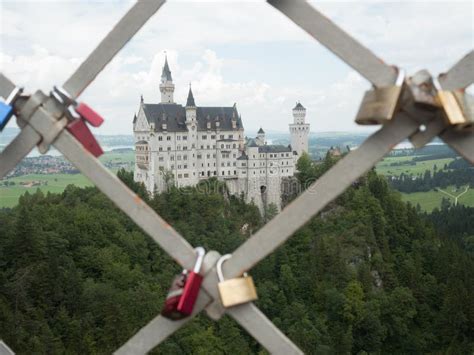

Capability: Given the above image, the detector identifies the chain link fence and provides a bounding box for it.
[0,0,472,353]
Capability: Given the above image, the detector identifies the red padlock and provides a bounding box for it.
[161,247,206,320]
[177,247,206,315]
[53,87,105,128]
[67,118,104,157]
[75,102,104,127]
[160,270,189,320]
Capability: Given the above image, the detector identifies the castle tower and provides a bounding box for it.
[289,102,310,156]
[185,85,197,124]
[159,56,174,103]
[256,127,265,146]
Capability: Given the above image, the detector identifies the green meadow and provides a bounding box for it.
[0,150,134,208]
[0,174,92,208]
[376,156,455,176]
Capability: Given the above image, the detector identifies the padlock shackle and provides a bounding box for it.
[216,254,232,282]
[5,87,23,105]
[52,86,75,106]
[395,68,405,87]
[432,77,443,92]
[193,247,206,273]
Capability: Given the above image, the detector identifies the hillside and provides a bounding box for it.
[0,167,473,353]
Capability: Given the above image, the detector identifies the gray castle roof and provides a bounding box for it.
[258,145,292,153]
[162,57,172,81]
[140,103,243,132]
[293,102,305,110]
[257,127,265,134]
[186,86,195,107]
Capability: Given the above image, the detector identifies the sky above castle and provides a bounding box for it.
[1,0,472,135]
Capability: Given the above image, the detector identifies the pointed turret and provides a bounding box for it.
[161,56,172,81]
[186,85,196,107]
[160,54,174,103]
[185,84,197,124]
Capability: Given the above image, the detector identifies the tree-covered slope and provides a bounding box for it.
[0,168,472,354]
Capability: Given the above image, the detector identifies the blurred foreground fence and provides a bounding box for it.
[0,0,472,353]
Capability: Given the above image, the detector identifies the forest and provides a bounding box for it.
[388,157,473,193]
[0,155,473,354]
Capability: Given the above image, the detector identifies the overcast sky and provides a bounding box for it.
[1,0,472,135]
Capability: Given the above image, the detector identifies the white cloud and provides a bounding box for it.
[0,0,472,135]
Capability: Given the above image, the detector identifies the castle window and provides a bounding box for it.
[178,174,182,178]
[178,165,182,169]
[229,135,233,139]
[207,154,210,158]
[221,144,224,148]
[197,154,202,159]
[233,162,236,166]
[214,171,217,176]
[222,171,225,176]
[202,135,207,140]
[207,145,210,149]
[158,157,164,162]
[177,145,181,150]
[177,136,181,140]
[183,146,187,150]
[220,135,224,139]
[234,170,236,175]
[171,156,174,161]
[233,144,236,148]
[211,135,216,139]
[183,136,187,140]
[184,173,189,178]
[192,144,195,148]
[201,145,204,149]
[167,136,171,141]
[184,164,187,169]
[183,155,188,160]
[167,147,171,151]
[159,147,163,152]
[213,145,216,149]
[158,136,163,141]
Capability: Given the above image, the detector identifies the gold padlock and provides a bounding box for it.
[355,68,406,125]
[433,77,473,131]
[216,254,258,308]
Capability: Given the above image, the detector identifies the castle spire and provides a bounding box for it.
[159,53,174,103]
[186,84,196,107]
[162,54,172,81]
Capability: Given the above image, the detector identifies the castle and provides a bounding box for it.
[133,57,310,211]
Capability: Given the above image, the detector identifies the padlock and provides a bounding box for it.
[216,254,258,308]
[53,86,104,127]
[355,69,406,125]
[0,87,23,131]
[67,118,104,157]
[161,247,206,320]
[176,247,206,315]
[161,270,189,320]
[433,79,473,130]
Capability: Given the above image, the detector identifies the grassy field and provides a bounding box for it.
[401,185,474,211]
[376,156,455,176]
[0,150,134,208]
[0,174,92,208]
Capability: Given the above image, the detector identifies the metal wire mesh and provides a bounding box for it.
[0,0,472,353]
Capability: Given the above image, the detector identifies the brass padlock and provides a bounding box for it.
[355,69,405,125]
[453,91,474,131]
[433,78,469,127]
[216,254,258,308]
